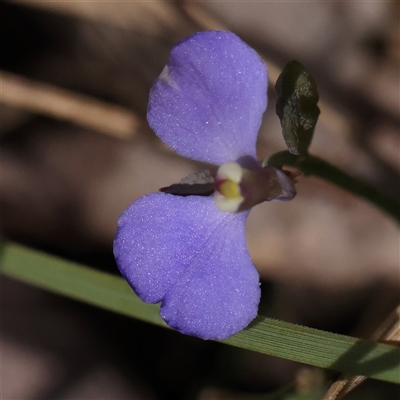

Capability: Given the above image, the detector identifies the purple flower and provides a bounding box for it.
[114,31,296,340]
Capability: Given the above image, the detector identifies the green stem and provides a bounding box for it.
[267,151,400,224]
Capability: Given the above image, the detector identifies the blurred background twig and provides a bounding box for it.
[1,70,140,139]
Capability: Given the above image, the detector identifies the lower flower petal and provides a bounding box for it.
[159,207,260,340]
[160,259,260,340]
[113,192,260,339]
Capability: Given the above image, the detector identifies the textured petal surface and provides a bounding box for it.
[113,192,260,339]
[147,30,268,165]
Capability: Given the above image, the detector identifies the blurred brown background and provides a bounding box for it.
[1,1,399,399]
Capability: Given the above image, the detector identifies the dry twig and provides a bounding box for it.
[323,304,400,400]
[1,71,140,139]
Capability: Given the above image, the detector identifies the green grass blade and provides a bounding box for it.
[1,242,399,383]
[0,242,163,326]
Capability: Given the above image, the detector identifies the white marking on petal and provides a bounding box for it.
[217,162,243,183]
[214,193,243,212]
[159,66,180,90]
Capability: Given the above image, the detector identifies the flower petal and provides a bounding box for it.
[114,192,199,303]
[160,223,261,340]
[113,192,260,339]
[147,30,268,165]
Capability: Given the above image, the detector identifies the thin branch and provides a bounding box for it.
[1,71,140,139]
[267,151,400,224]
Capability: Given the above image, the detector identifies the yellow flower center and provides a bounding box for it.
[214,160,297,213]
[219,180,241,199]
[214,162,245,212]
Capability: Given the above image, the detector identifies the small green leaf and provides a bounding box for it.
[275,60,320,155]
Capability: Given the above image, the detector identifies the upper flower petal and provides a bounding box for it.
[147,30,268,165]
[113,192,260,339]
